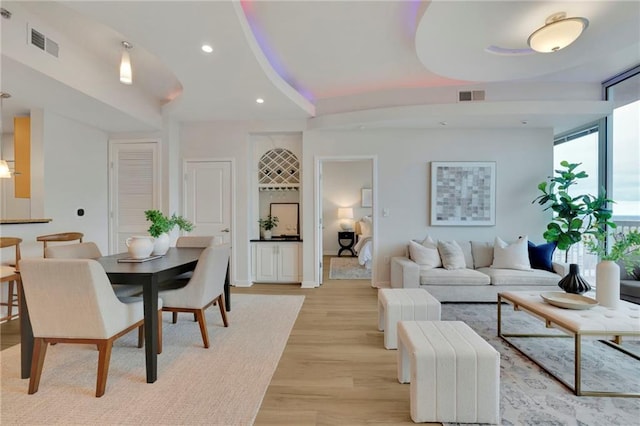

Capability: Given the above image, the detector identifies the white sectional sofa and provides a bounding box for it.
[390,237,569,302]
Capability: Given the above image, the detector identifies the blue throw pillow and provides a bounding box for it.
[528,241,556,272]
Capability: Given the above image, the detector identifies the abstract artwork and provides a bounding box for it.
[430,161,496,226]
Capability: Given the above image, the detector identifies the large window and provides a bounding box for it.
[553,66,640,281]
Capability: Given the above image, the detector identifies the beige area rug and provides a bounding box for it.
[0,294,304,425]
[329,257,371,280]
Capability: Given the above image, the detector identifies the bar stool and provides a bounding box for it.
[37,232,84,257]
[1,237,22,322]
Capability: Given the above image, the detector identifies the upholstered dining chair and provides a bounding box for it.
[175,235,215,248]
[45,242,143,298]
[19,258,163,397]
[159,244,230,348]
[38,232,84,257]
[157,235,216,293]
[1,237,22,322]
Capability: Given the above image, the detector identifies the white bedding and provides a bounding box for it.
[355,235,373,269]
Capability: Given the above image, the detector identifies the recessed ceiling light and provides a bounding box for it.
[256,98,264,104]
[201,44,213,53]
[439,121,447,126]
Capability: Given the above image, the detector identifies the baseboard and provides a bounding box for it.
[301,280,318,288]
[233,280,253,287]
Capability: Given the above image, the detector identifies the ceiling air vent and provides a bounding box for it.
[458,90,485,102]
[28,26,59,58]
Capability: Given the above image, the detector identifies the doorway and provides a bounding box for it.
[316,156,377,286]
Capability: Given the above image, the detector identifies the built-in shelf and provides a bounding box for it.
[0,218,52,224]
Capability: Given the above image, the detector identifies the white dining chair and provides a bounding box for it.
[45,242,143,298]
[19,258,163,397]
[159,245,230,348]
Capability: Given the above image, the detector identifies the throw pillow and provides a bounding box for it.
[527,241,556,272]
[409,240,441,269]
[491,236,532,271]
[359,218,372,237]
[437,240,466,270]
[471,241,494,268]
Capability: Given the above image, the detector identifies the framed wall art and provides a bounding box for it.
[430,161,496,226]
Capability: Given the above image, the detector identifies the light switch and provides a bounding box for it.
[382,208,389,217]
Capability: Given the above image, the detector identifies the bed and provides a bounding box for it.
[354,216,373,269]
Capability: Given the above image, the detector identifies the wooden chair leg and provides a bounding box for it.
[193,313,197,322]
[217,294,229,327]
[172,312,178,324]
[137,325,144,348]
[28,338,48,394]
[95,340,113,397]
[195,309,209,348]
[7,280,14,319]
[157,310,163,354]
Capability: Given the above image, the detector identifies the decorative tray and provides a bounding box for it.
[117,255,163,263]
[540,292,598,310]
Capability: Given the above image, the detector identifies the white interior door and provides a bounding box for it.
[109,141,159,254]
[184,160,232,244]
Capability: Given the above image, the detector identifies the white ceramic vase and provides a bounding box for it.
[263,230,272,240]
[152,232,170,256]
[125,236,154,259]
[596,260,620,308]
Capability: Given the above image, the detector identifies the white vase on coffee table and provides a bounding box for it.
[596,260,620,308]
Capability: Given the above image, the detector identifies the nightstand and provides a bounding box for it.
[338,231,356,256]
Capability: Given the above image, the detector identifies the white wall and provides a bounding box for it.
[322,160,372,255]
[0,110,109,259]
[302,127,554,287]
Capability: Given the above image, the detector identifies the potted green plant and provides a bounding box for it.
[532,161,614,293]
[258,214,279,240]
[585,227,640,307]
[144,209,194,255]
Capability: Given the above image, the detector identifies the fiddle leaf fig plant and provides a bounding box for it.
[144,209,194,238]
[532,161,614,262]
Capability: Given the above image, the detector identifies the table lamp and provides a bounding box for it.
[338,207,354,230]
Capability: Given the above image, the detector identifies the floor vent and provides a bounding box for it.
[29,26,59,58]
[458,90,485,102]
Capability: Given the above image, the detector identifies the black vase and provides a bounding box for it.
[558,263,591,294]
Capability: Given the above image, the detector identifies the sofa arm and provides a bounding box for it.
[391,256,420,288]
[552,262,570,276]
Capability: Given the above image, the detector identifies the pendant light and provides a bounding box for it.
[0,92,12,178]
[120,41,133,85]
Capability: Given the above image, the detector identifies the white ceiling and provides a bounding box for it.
[1,1,639,134]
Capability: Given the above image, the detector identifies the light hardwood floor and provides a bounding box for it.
[1,256,436,425]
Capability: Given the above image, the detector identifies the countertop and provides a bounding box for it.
[0,218,52,224]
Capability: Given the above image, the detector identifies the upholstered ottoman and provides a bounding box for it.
[378,288,441,349]
[397,321,500,424]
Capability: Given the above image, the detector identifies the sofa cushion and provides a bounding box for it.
[621,279,640,304]
[491,236,532,271]
[419,267,490,286]
[528,240,556,272]
[438,240,466,270]
[477,267,560,286]
[409,240,441,269]
[471,241,494,268]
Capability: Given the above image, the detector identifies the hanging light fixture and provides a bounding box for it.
[528,12,589,53]
[0,92,12,178]
[120,41,133,84]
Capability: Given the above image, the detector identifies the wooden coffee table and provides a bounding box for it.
[498,291,640,397]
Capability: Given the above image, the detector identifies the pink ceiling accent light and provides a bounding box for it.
[240,0,315,102]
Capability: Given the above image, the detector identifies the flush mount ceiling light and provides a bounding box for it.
[528,12,589,53]
[120,41,133,84]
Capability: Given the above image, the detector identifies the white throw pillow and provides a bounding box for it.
[359,219,372,237]
[409,240,441,269]
[437,240,466,270]
[491,236,532,271]
[471,241,494,268]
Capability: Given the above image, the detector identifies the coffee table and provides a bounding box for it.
[498,291,640,397]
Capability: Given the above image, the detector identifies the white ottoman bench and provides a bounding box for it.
[378,288,440,349]
[397,321,500,424]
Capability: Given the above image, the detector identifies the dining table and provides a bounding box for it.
[19,247,231,384]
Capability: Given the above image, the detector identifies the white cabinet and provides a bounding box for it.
[252,242,301,283]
